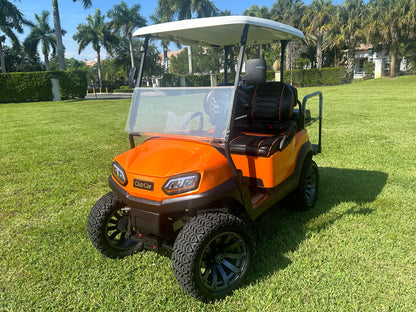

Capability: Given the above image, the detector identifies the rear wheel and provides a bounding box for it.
[172,213,254,302]
[87,192,143,258]
[290,158,319,211]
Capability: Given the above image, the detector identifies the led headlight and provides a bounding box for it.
[112,161,128,186]
[162,173,201,195]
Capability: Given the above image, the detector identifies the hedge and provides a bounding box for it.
[159,67,351,88]
[53,70,88,100]
[161,73,211,87]
[0,70,88,103]
[160,73,181,87]
[282,67,351,87]
[0,72,53,103]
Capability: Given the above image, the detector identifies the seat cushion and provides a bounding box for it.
[230,120,297,157]
[230,134,285,157]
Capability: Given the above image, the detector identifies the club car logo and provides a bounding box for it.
[133,179,154,191]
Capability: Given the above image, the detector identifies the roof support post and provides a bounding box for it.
[227,23,252,210]
[223,24,252,211]
[234,24,250,86]
[136,35,150,88]
[228,24,249,137]
[280,40,288,83]
[128,35,150,147]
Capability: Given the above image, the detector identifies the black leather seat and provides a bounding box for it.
[230,81,297,157]
[230,133,290,157]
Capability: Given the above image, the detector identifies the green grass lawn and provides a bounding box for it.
[1,76,415,311]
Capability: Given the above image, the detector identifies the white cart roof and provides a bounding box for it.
[133,15,304,47]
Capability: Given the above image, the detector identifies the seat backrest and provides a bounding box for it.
[244,59,266,85]
[251,82,295,122]
[232,60,297,133]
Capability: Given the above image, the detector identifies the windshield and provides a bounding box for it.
[126,86,235,142]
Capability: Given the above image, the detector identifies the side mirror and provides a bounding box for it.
[244,59,266,85]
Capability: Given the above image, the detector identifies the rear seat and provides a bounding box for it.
[230,81,297,157]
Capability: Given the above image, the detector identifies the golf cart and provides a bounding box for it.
[87,15,322,301]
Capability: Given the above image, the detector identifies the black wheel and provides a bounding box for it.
[172,213,254,302]
[87,192,143,258]
[290,158,319,211]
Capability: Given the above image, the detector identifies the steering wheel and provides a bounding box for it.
[183,112,204,132]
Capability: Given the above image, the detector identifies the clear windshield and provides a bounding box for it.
[126,86,235,142]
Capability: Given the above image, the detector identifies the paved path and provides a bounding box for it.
[85,93,132,100]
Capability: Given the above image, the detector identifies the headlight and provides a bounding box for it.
[112,161,128,186]
[162,173,201,195]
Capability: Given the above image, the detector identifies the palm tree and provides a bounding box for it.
[107,1,147,69]
[329,0,366,78]
[243,4,271,18]
[367,0,416,77]
[270,0,305,74]
[168,0,219,74]
[24,11,61,71]
[73,8,119,88]
[152,0,174,72]
[270,0,304,26]
[171,0,219,20]
[0,0,32,73]
[52,0,92,71]
[301,0,334,68]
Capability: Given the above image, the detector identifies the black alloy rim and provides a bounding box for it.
[198,231,248,292]
[105,209,137,250]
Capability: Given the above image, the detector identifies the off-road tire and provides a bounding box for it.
[172,213,254,302]
[290,158,319,211]
[87,192,143,258]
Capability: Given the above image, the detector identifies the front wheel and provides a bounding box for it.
[87,192,143,258]
[172,213,254,302]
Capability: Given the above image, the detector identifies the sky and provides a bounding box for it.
[11,0,342,62]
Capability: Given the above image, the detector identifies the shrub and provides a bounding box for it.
[161,73,181,87]
[53,70,88,99]
[266,70,275,81]
[162,72,236,87]
[364,62,375,79]
[113,88,133,93]
[185,74,210,86]
[216,72,235,85]
[0,71,88,103]
[101,80,124,92]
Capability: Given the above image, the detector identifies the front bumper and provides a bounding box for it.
[109,176,243,238]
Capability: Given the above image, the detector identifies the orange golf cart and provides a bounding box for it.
[87,15,322,301]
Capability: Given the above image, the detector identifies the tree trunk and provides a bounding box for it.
[163,43,168,73]
[389,26,400,78]
[96,50,102,88]
[52,0,65,71]
[0,38,6,73]
[316,36,323,69]
[187,46,193,75]
[44,52,49,71]
[389,50,397,78]
[347,43,355,79]
[285,42,291,71]
[128,35,135,68]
